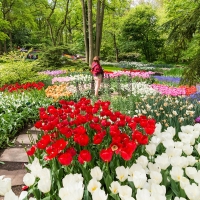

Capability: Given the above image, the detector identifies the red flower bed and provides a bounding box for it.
[0,82,45,92]
[27,98,156,165]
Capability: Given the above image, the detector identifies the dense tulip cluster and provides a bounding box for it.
[28,98,156,165]
[0,82,45,92]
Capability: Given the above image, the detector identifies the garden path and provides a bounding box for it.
[0,126,40,199]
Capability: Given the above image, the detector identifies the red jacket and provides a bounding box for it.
[91,62,104,76]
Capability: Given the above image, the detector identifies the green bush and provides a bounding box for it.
[118,52,141,62]
[0,51,48,87]
[38,45,75,68]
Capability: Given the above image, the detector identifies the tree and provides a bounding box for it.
[161,0,200,63]
[102,0,131,62]
[121,4,163,62]
[163,0,200,84]
[81,0,106,64]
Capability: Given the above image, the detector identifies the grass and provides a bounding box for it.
[101,65,121,71]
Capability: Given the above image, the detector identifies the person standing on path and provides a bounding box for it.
[91,56,104,97]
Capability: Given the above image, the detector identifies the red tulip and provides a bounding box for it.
[65,147,76,157]
[26,145,36,156]
[37,134,51,149]
[58,152,73,165]
[78,150,92,164]
[100,148,113,162]
[93,133,104,144]
[144,126,155,135]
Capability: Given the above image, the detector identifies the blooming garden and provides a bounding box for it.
[1,62,200,200]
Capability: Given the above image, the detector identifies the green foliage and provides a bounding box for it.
[121,4,163,62]
[118,52,141,62]
[0,19,11,42]
[0,90,53,148]
[180,53,200,86]
[0,51,48,87]
[38,46,75,69]
[163,67,184,77]
[162,0,200,63]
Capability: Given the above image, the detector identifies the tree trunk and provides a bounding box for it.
[9,32,13,50]
[4,41,7,53]
[80,0,89,63]
[95,0,105,57]
[113,33,119,62]
[88,0,93,65]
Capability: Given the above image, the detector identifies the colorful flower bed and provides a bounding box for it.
[1,68,200,200]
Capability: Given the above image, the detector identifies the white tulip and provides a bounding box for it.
[129,171,147,189]
[194,171,200,184]
[29,198,37,200]
[0,175,11,196]
[145,143,157,156]
[154,123,162,135]
[150,136,161,146]
[25,157,42,178]
[129,163,146,178]
[147,162,161,173]
[150,183,166,196]
[4,189,18,200]
[166,147,182,158]
[170,156,189,168]
[118,185,132,199]
[62,173,83,187]
[23,173,35,187]
[109,181,120,194]
[195,143,200,155]
[178,132,195,145]
[193,124,200,134]
[59,189,83,200]
[115,166,129,182]
[92,189,108,200]
[87,179,101,194]
[136,156,148,168]
[187,155,197,166]
[59,182,84,200]
[150,171,162,184]
[136,188,151,200]
[162,139,174,149]
[37,168,50,180]
[179,177,190,189]
[174,141,184,149]
[38,178,51,193]
[181,125,194,133]
[180,156,189,168]
[155,153,170,170]
[90,166,103,181]
[184,183,200,200]
[174,197,187,200]
[151,193,166,200]
[166,127,176,137]
[19,191,28,200]
[185,167,197,179]
[170,166,183,182]
[182,144,193,155]
[121,197,135,200]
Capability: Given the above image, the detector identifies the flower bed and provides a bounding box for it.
[11,98,156,199]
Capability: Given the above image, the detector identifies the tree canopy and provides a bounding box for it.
[0,0,199,66]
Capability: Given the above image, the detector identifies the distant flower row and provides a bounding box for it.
[39,70,67,76]
[0,82,45,92]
